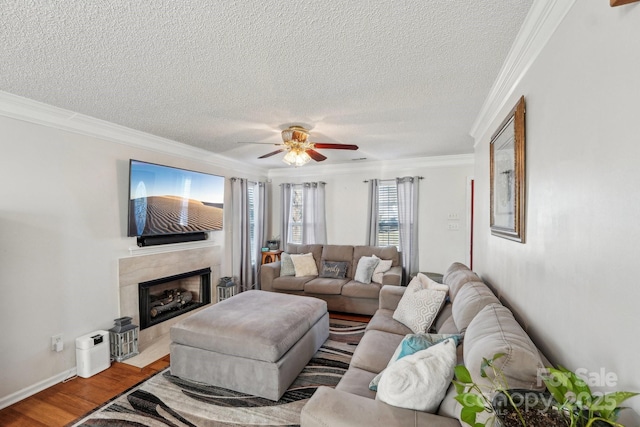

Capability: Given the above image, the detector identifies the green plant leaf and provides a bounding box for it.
[592,392,640,420]
[453,380,466,395]
[460,405,483,427]
[455,393,486,411]
[455,365,473,384]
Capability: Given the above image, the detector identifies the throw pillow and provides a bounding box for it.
[290,253,319,277]
[369,333,462,391]
[371,254,393,284]
[406,273,450,294]
[376,338,458,412]
[392,288,447,334]
[279,252,295,277]
[319,261,349,279]
[354,256,380,284]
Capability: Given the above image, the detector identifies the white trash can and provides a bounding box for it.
[75,330,111,378]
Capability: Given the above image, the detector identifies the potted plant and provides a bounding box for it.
[453,354,637,427]
[540,366,638,427]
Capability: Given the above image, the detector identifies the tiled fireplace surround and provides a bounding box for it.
[118,245,221,352]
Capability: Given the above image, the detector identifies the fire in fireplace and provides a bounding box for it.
[138,267,211,330]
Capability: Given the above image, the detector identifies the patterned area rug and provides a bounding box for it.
[70,319,366,427]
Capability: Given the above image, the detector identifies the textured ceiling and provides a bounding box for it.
[1,1,532,169]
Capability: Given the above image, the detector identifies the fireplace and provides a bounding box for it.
[138,267,211,330]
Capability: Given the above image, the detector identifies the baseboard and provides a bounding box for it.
[0,367,77,410]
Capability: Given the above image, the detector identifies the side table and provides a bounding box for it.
[261,250,283,265]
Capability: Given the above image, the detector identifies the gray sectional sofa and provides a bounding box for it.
[300,262,549,427]
[260,243,402,315]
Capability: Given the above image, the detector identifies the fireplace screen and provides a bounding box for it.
[138,267,211,330]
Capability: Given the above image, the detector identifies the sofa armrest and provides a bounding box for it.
[379,285,407,310]
[301,387,461,427]
[381,265,402,286]
[259,262,280,292]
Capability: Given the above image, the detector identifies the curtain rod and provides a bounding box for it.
[363,176,424,183]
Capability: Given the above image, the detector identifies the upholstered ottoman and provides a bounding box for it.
[170,290,329,401]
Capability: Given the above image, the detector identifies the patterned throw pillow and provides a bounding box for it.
[354,256,380,284]
[393,288,447,334]
[319,261,349,279]
[290,253,319,277]
[279,253,295,277]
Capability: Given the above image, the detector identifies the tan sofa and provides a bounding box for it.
[260,244,403,316]
[300,262,549,427]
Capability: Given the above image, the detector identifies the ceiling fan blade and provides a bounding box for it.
[313,143,359,150]
[258,149,285,159]
[306,149,327,162]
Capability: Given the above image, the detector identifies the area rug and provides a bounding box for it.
[70,319,366,427]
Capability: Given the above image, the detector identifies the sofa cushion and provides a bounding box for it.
[341,280,382,299]
[286,243,323,271]
[464,303,546,391]
[290,253,319,277]
[304,277,349,295]
[442,262,481,302]
[451,281,500,333]
[370,333,462,391]
[354,245,399,267]
[366,308,413,335]
[350,329,404,374]
[319,260,349,279]
[376,338,458,413]
[272,276,312,291]
[335,366,378,399]
[354,256,380,284]
[279,252,296,276]
[321,245,355,277]
[393,287,447,334]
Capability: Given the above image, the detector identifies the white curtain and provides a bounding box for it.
[280,183,293,247]
[280,182,326,245]
[397,176,420,283]
[302,182,327,244]
[231,178,267,292]
[366,179,380,245]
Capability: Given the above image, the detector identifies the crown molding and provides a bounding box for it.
[470,0,577,143]
[266,154,475,179]
[0,91,268,177]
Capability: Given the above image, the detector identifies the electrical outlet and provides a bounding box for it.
[447,213,460,220]
[447,223,460,231]
[51,334,63,352]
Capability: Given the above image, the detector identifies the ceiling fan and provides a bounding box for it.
[242,126,359,166]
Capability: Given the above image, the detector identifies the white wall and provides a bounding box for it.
[0,108,266,407]
[472,0,640,414]
[268,156,474,274]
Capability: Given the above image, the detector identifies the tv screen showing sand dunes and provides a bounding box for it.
[128,160,224,237]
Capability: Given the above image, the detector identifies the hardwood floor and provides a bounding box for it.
[0,356,170,427]
[0,311,370,426]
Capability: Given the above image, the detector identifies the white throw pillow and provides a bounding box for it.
[406,272,449,294]
[290,253,318,277]
[393,288,447,333]
[354,256,380,284]
[376,338,457,413]
[371,254,393,284]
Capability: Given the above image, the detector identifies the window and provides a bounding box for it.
[377,180,399,247]
[288,187,303,244]
[248,184,257,266]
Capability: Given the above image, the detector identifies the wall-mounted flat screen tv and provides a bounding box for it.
[127,159,224,237]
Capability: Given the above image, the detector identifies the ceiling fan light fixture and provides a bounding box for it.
[282,149,311,166]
